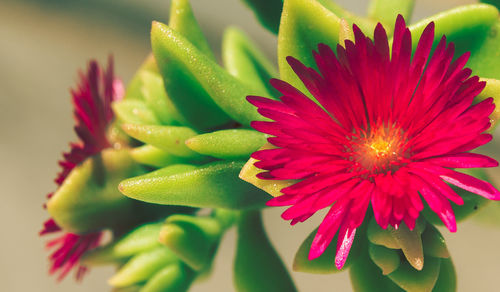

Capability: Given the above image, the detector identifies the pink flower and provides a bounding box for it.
[40,57,123,280]
[248,16,500,269]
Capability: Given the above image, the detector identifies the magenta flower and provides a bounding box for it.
[248,16,500,269]
[40,57,123,280]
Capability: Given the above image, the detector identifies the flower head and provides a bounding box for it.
[40,57,123,280]
[248,16,500,269]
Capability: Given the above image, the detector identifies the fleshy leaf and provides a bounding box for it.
[159,215,224,270]
[293,227,362,274]
[234,211,297,292]
[432,258,456,292]
[406,4,498,59]
[481,0,500,9]
[119,161,269,209]
[151,21,267,128]
[387,256,441,292]
[186,129,268,160]
[278,0,342,91]
[139,71,186,125]
[141,263,194,292]
[82,222,163,265]
[113,100,161,125]
[349,249,404,292]
[222,27,279,97]
[169,0,215,60]
[47,149,144,233]
[108,246,178,287]
[124,54,158,101]
[239,143,297,197]
[368,0,415,28]
[422,225,450,259]
[466,19,500,79]
[368,243,401,275]
[367,217,399,249]
[130,145,186,168]
[121,124,200,158]
[389,223,424,271]
[479,78,500,130]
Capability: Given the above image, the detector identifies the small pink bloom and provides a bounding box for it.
[41,57,123,280]
[248,16,500,269]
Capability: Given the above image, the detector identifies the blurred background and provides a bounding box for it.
[1,0,499,291]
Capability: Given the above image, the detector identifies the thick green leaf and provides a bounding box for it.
[239,143,297,197]
[159,215,223,270]
[152,22,267,128]
[467,19,500,79]
[109,246,179,287]
[316,0,376,34]
[141,263,194,292]
[122,124,200,158]
[130,145,186,168]
[119,161,269,209]
[349,249,404,292]
[140,71,186,125]
[186,129,267,160]
[432,258,456,292]
[367,218,399,249]
[479,78,500,130]
[481,0,500,9]
[113,100,161,125]
[47,149,144,233]
[241,0,283,34]
[222,27,279,97]
[278,0,341,91]
[390,223,424,271]
[293,227,362,274]
[82,222,163,265]
[368,243,401,275]
[368,0,415,28]
[124,54,158,101]
[234,211,297,292]
[406,4,498,59]
[388,256,441,292]
[422,225,450,259]
[169,0,215,60]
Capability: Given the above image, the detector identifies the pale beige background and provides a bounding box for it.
[1,0,499,291]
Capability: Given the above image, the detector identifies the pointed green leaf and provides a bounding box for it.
[367,218,399,249]
[467,19,500,79]
[390,224,424,271]
[186,129,267,160]
[388,256,441,292]
[124,54,159,101]
[406,4,498,59]
[119,161,269,209]
[349,249,404,292]
[122,124,200,158]
[47,149,144,233]
[130,145,186,168]
[368,243,401,275]
[479,78,500,130]
[422,225,450,259]
[241,0,283,34]
[239,143,297,197]
[368,0,415,28]
[152,22,267,128]
[140,71,186,125]
[141,263,194,292]
[222,27,279,97]
[432,258,456,292]
[481,0,500,9]
[109,246,179,287]
[82,222,163,265]
[159,215,223,270]
[234,211,297,292]
[316,0,376,34]
[169,0,215,60]
[293,227,361,274]
[278,0,341,91]
[113,100,161,125]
